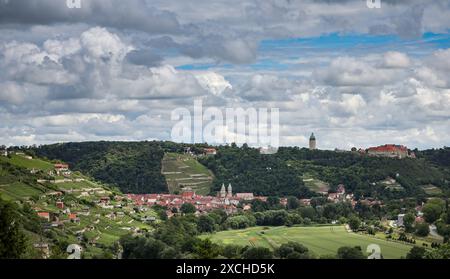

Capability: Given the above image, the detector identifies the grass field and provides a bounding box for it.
[162,153,213,195]
[202,226,415,259]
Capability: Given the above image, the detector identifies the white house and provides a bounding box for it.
[397,214,405,227]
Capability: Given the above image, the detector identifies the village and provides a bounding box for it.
[128,183,361,218]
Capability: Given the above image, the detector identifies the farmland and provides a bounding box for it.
[202,226,415,259]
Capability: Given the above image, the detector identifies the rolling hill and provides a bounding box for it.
[0,153,157,259]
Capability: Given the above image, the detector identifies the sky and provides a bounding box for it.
[0,0,449,150]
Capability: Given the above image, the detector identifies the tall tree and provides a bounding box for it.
[0,198,27,259]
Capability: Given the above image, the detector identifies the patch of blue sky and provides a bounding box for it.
[260,32,450,56]
[249,59,289,71]
[176,32,450,72]
[176,63,234,71]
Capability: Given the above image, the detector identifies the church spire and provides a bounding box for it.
[227,183,232,197]
[220,183,226,198]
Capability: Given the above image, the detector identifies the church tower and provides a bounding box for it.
[227,183,233,198]
[309,133,317,150]
[220,183,226,198]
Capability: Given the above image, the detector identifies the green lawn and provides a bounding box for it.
[202,226,415,259]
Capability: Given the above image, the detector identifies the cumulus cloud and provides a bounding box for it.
[195,72,232,96]
[315,57,402,87]
[0,0,450,149]
[382,51,411,68]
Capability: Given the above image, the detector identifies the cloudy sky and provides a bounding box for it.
[0,0,449,150]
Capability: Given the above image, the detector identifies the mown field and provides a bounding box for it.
[162,153,213,195]
[202,226,415,259]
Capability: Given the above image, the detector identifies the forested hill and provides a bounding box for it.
[32,141,167,194]
[199,145,313,198]
[275,147,450,199]
[24,141,450,199]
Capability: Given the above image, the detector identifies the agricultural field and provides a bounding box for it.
[162,153,213,195]
[202,226,416,259]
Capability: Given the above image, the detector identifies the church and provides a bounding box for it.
[219,183,233,198]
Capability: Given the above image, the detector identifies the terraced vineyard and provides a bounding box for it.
[162,153,213,195]
[0,153,156,258]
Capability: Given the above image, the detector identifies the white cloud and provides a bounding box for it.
[383,51,411,68]
[195,72,232,96]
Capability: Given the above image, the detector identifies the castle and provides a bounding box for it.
[366,144,415,159]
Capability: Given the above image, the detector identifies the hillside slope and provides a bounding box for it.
[162,153,213,195]
[0,153,155,259]
[33,142,167,194]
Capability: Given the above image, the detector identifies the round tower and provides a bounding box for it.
[309,133,317,150]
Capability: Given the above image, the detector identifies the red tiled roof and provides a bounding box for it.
[367,144,407,152]
[68,213,77,219]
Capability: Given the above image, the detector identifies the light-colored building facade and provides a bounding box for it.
[309,133,317,150]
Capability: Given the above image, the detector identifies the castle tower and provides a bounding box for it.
[309,133,317,150]
[220,183,226,198]
[227,183,232,198]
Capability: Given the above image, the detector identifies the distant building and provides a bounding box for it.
[56,201,64,209]
[54,163,70,176]
[0,149,7,156]
[203,148,217,156]
[235,193,254,200]
[309,133,317,150]
[54,163,69,170]
[397,214,405,227]
[182,187,195,199]
[37,212,50,222]
[366,144,413,159]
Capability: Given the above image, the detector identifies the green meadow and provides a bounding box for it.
[202,226,415,259]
